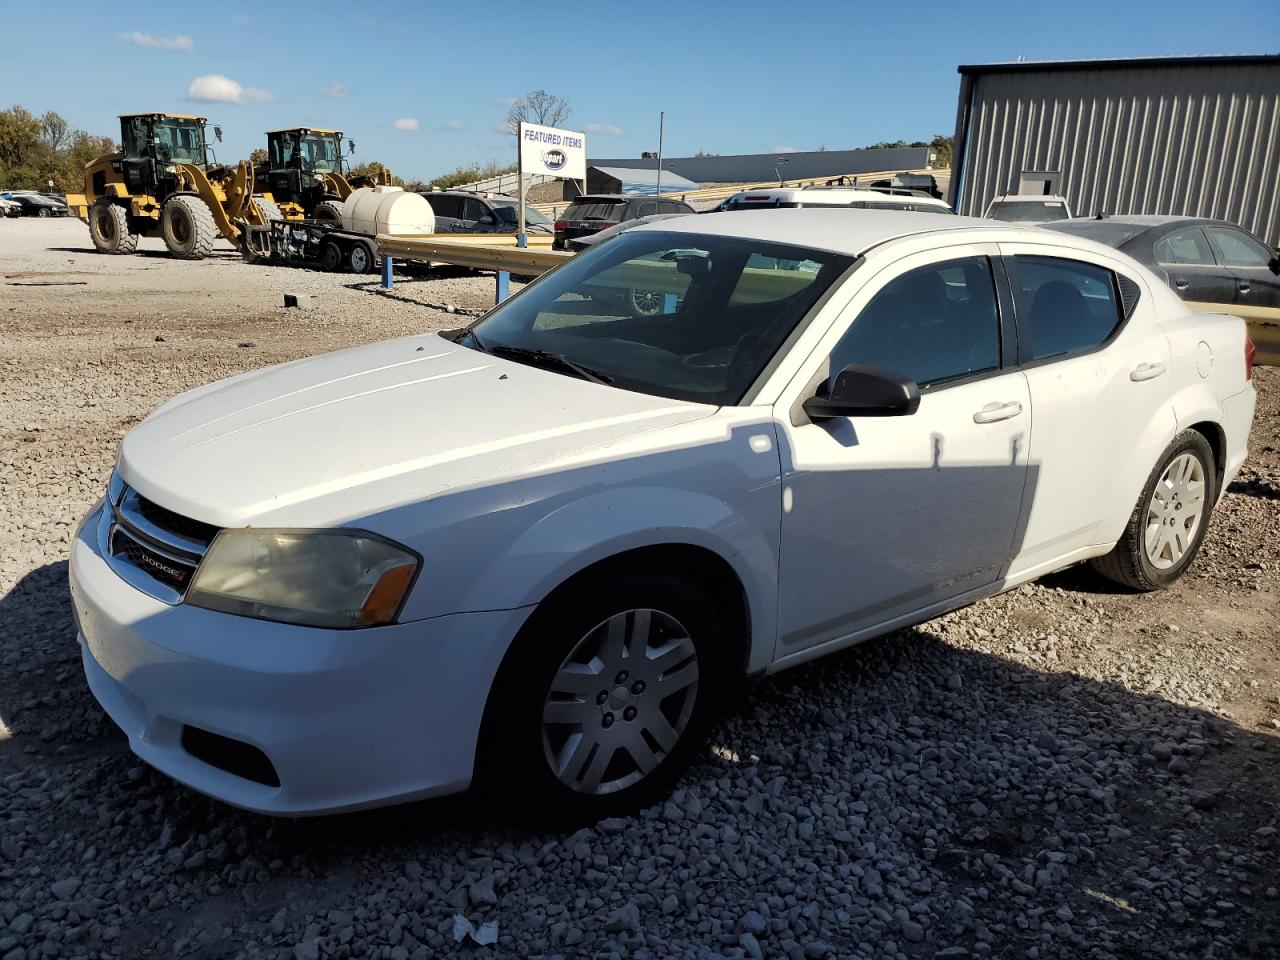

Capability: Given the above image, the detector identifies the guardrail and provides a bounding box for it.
[376,233,570,276]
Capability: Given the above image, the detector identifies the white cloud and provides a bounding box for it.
[393,117,419,131]
[187,74,273,104]
[120,31,193,51]
[584,122,624,137]
[498,96,519,107]
[773,144,799,154]
[442,120,464,131]
[323,83,349,99]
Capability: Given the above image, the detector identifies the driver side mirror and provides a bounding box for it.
[214,126,223,142]
[803,364,921,420]
[348,139,356,154]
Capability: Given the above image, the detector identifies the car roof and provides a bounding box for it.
[636,208,1002,256]
[988,194,1070,203]
[727,186,950,207]
[1041,215,1224,248]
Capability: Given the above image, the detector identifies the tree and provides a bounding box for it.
[248,147,268,167]
[428,159,517,189]
[40,111,70,152]
[930,134,953,167]
[504,90,571,135]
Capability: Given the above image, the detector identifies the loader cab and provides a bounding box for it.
[267,128,345,175]
[116,113,210,200]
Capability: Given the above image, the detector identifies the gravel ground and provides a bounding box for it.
[1,218,1278,960]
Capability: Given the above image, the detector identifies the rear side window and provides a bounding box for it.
[426,195,462,218]
[1154,228,1215,266]
[1008,256,1122,361]
[829,256,1001,389]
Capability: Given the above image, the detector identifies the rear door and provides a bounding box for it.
[999,245,1175,579]
[426,195,463,233]
[1153,226,1236,308]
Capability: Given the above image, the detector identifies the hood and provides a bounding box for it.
[119,335,714,527]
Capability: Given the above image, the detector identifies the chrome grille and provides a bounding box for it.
[99,473,218,604]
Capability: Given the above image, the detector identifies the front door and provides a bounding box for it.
[775,247,1031,659]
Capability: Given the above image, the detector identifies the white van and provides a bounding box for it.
[719,185,954,214]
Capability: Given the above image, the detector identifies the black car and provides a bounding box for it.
[1042,215,1279,362]
[2,192,68,217]
[553,195,695,250]
[419,190,552,235]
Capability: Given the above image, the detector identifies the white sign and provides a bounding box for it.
[518,122,586,181]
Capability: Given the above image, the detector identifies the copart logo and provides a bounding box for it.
[542,149,567,171]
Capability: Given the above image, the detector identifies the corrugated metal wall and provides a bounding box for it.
[954,61,1280,245]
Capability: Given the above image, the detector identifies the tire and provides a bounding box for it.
[627,288,664,317]
[313,199,344,225]
[37,207,50,218]
[88,201,138,255]
[161,195,217,260]
[478,566,727,822]
[347,242,373,274]
[1089,430,1216,591]
[252,197,284,223]
[318,240,344,272]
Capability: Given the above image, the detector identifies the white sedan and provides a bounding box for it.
[70,210,1257,818]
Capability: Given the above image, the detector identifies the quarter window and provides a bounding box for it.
[1154,228,1215,266]
[1207,227,1274,268]
[829,257,1001,389]
[1008,256,1122,361]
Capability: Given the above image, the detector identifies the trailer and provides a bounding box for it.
[241,218,379,273]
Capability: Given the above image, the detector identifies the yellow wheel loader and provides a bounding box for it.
[256,127,393,223]
[65,113,276,260]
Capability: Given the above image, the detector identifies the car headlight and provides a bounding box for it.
[186,529,419,629]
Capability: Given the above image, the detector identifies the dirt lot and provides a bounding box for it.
[1,217,1277,960]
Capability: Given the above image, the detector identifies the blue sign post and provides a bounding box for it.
[381,255,394,290]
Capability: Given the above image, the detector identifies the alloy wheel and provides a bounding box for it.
[1144,452,1207,569]
[541,608,699,795]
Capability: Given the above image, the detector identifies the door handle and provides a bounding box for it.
[972,401,1023,424]
[1130,361,1167,382]
[1238,281,1251,294]
[1173,279,1189,290]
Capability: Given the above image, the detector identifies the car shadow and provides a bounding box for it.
[1,559,1276,957]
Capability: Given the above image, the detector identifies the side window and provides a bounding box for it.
[1007,256,1122,361]
[1208,227,1273,268]
[828,256,1001,389]
[427,196,460,219]
[463,198,491,223]
[1154,228,1215,266]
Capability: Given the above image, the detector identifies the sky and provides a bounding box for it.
[3,0,1278,183]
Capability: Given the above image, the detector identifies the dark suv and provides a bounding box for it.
[419,190,553,235]
[553,195,694,250]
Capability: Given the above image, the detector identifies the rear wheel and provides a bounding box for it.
[88,201,138,255]
[313,199,344,225]
[318,240,344,272]
[479,567,726,821]
[628,288,664,317]
[161,195,216,260]
[347,242,373,274]
[1090,430,1216,590]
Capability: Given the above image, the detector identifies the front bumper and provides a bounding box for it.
[69,503,532,815]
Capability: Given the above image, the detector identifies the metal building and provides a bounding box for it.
[950,54,1280,244]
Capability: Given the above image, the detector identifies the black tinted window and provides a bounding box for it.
[426,195,461,218]
[565,200,626,222]
[829,257,1001,389]
[1154,228,1215,266]
[1008,256,1122,360]
[462,198,491,223]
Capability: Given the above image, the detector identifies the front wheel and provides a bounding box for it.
[313,199,344,225]
[480,568,726,821]
[37,207,50,218]
[1090,430,1216,590]
[161,195,217,260]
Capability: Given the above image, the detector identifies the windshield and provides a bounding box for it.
[564,200,627,222]
[466,230,853,404]
[299,134,340,173]
[987,200,1069,222]
[153,120,206,164]
[495,203,552,226]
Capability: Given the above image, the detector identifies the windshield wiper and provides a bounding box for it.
[488,344,613,385]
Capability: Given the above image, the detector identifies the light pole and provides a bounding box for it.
[656,111,665,197]
[774,156,790,185]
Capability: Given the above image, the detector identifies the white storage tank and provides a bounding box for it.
[342,186,434,236]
